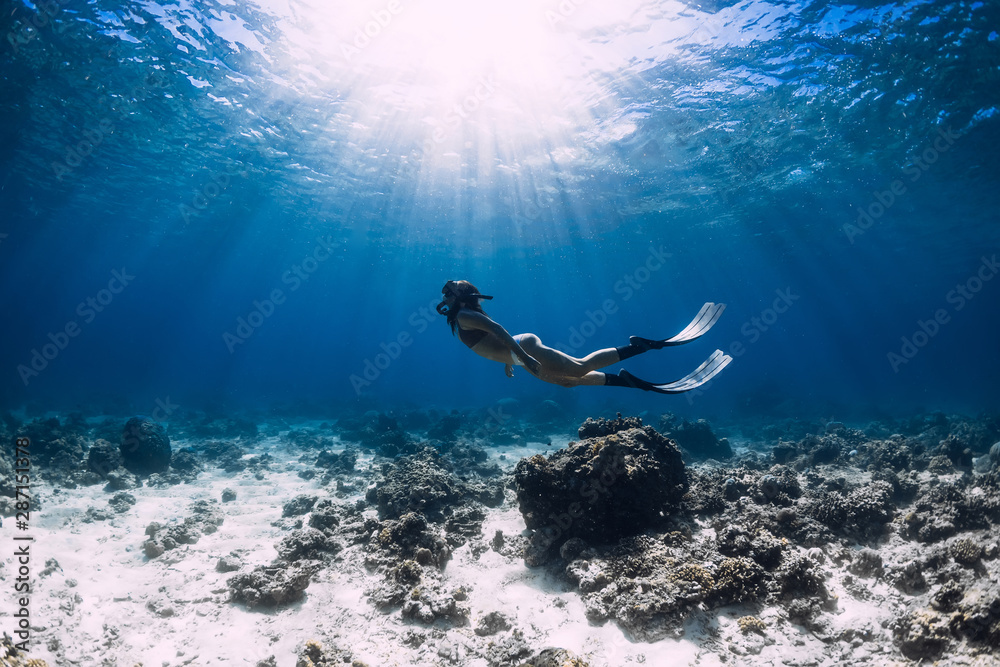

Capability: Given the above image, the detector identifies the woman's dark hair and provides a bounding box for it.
[439,280,488,334]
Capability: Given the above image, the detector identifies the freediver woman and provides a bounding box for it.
[436,280,732,394]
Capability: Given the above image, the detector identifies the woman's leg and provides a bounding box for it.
[550,371,608,387]
[516,334,621,377]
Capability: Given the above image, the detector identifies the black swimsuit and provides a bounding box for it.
[458,326,488,349]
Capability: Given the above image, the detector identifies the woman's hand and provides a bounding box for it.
[505,364,514,378]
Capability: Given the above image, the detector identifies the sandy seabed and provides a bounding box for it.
[2,414,999,667]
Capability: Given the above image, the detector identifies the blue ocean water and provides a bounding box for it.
[1,0,998,421]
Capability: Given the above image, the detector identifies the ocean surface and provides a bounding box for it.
[2,0,999,420]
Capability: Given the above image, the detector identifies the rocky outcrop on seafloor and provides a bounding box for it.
[314,447,358,473]
[227,501,370,611]
[120,416,172,475]
[142,499,224,558]
[365,447,504,521]
[198,440,248,473]
[658,413,733,460]
[514,420,687,565]
[85,438,123,477]
[349,444,515,625]
[363,511,470,626]
[545,413,1000,659]
[228,561,320,609]
[15,416,87,478]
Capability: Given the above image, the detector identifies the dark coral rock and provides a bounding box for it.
[120,417,172,475]
[950,591,1000,645]
[771,441,799,464]
[485,629,534,667]
[773,554,829,600]
[685,482,727,516]
[448,443,502,477]
[939,433,973,468]
[282,494,319,518]
[810,482,894,539]
[903,478,997,544]
[169,450,201,476]
[276,528,341,562]
[871,469,919,501]
[846,481,895,527]
[367,448,498,521]
[142,500,224,558]
[369,512,451,569]
[315,448,358,472]
[787,597,824,630]
[401,587,470,625]
[514,427,687,560]
[86,439,123,478]
[659,413,732,460]
[716,525,785,569]
[201,440,247,472]
[893,611,950,660]
[285,428,335,450]
[308,501,343,533]
[799,434,844,465]
[754,465,801,505]
[584,574,686,641]
[476,611,514,636]
[84,506,113,522]
[16,417,87,468]
[932,581,964,612]
[712,556,767,604]
[867,438,913,472]
[577,413,644,440]
[927,455,954,474]
[228,562,317,608]
[108,492,136,513]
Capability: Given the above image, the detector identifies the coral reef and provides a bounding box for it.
[577,413,644,439]
[365,448,503,521]
[199,440,247,473]
[514,425,687,563]
[228,562,319,608]
[16,417,86,471]
[85,439,122,477]
[282,494,319,517]
[12,405,1000,664]
[659,413,733,460]
[120,416,172,475]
